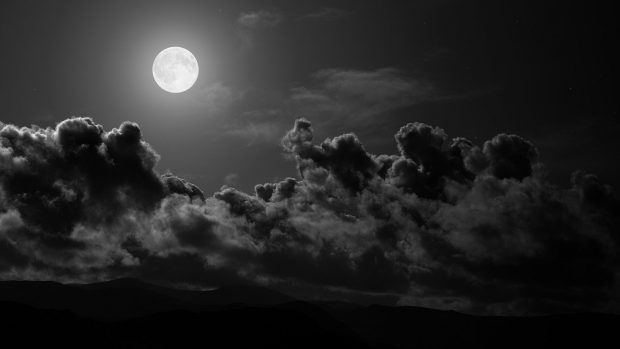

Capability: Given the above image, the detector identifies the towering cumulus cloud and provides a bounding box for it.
[0,117,618,314]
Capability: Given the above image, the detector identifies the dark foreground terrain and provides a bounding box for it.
[1,279,617,348]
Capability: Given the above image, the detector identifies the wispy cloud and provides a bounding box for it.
[236,10,283,47]
[224,68,435,144]
[223,173,240,186]
[237,10,283,29]
[224,120,284,145]
[302,7,352,21]
[290,68,434,125]
[194,82,243,114]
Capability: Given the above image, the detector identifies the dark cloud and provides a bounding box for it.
[1,117,618,315]
[483,134,538,180]
[283,119,378,193]
[162,173,205,201]
[0,117,202,277]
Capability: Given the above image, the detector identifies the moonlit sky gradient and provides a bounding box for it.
[0,0,617,195]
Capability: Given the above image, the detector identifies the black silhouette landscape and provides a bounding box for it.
[1,278,618,348]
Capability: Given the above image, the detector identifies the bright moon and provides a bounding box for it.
[152,47,199,93]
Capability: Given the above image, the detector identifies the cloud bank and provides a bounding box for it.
[0,117,618,314]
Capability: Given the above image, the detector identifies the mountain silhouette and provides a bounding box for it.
[0,278,293,319]
[81,277,295,306]
[1,278,618,348]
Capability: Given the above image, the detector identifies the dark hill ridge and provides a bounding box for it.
[79,277,295,306]
[1,279,619,348]
[0,278,293,319]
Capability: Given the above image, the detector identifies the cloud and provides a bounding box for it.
[224,123,283,145]
[226,68,435,144]
[223,173,239,187]
[1,116,618,315]
[236,10,283,47]
[224,110,285,144]
[291,68,433,126]
[0,117,203,276]
[302,7,352,21]
[194,82,242,114]
[237,10,283,29]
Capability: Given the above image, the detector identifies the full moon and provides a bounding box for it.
[152,47,199,93]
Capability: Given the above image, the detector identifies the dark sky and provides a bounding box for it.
[1,0,619,314]
[1,0,617,193]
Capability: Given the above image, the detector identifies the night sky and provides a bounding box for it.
[0,0,619,315]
